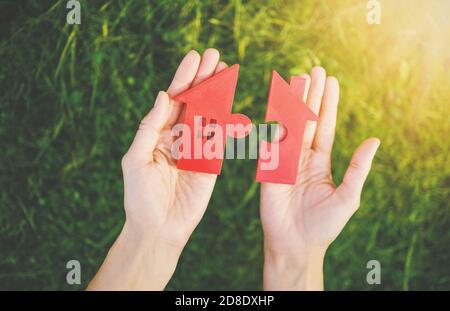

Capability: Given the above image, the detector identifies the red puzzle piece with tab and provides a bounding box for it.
[256,71,318,185]
[173,64,252,175]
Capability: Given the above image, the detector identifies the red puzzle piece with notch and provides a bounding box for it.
[173,64,252,174]
[256,71,318,185]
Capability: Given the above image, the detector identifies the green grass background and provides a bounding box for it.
[0,0,449,290]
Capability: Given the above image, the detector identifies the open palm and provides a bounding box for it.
[261,67,380,256]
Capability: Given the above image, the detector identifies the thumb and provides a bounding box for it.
[336,137,380,204]
[125,91,171,164]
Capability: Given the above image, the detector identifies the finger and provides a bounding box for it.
[165,50,201,126]
[192,48,220,86]
[300,73,311,102]
[303,67,326,149]
[215,61,228,73]
[124,91,171,164]
[313,76,339,154]
[167,50,201,96]
[336,138,381,204]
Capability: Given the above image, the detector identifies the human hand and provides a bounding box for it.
[88,49,228,290]
[121,48,228,252]
[260,67,380,290]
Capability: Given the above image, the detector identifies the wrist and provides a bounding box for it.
[88,222,182,290]
[118,221,182,289]
[263,246,326,291]
[120,220,184,259]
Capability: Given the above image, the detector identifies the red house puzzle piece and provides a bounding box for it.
[256,71,318,185]
[173,64,252,174]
